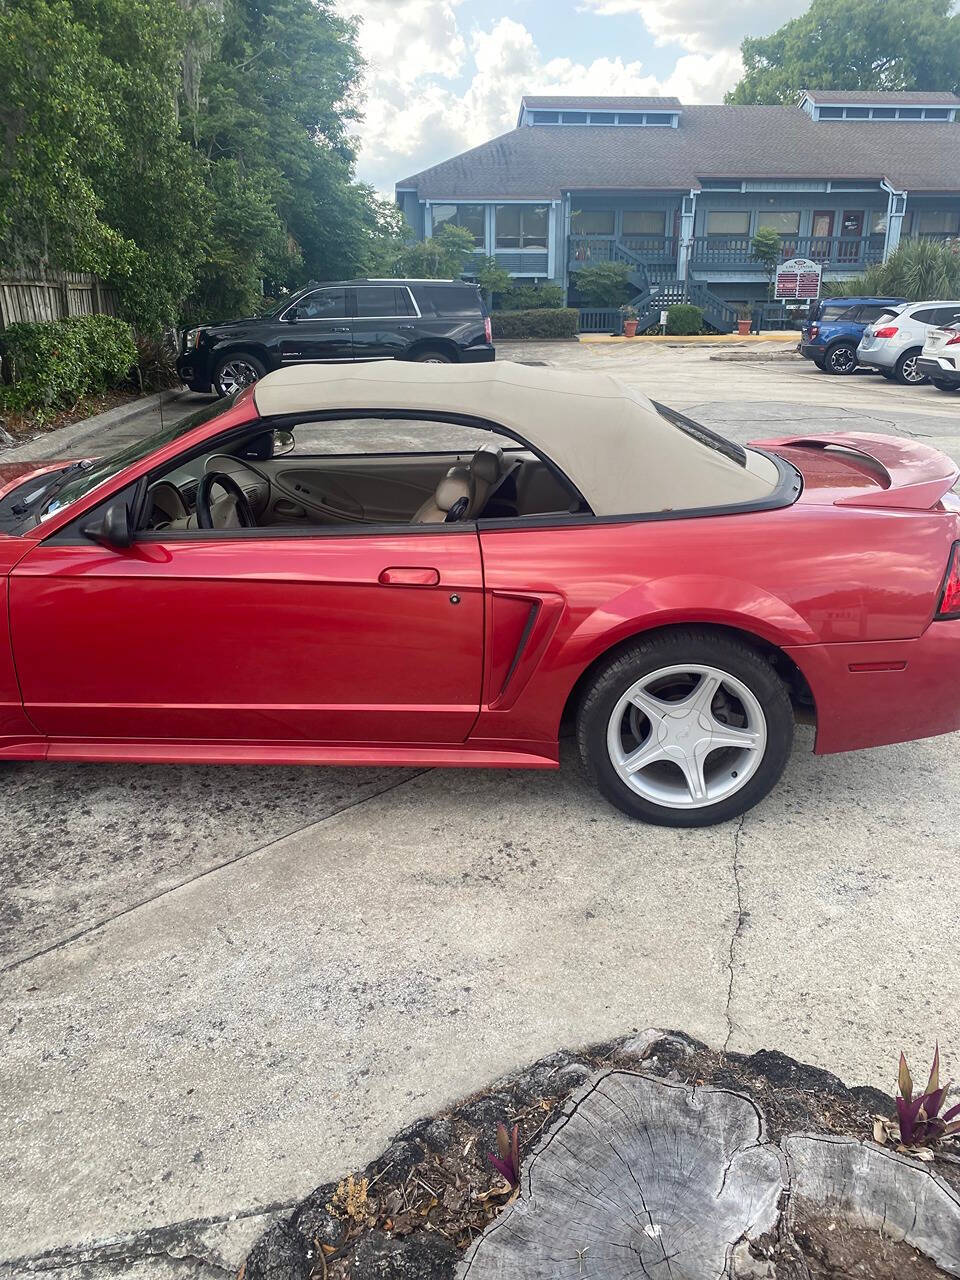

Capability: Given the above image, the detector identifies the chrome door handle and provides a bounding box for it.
[399,324,416,331]
[331,326,350,332]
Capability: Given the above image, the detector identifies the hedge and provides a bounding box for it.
[496,283,564,311]
[0,315,137,413]
[491,308,579,339]
[664,304,703,336]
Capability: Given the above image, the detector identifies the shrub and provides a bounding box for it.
[827,238,960,302]
[491,308,579,339]
[134,333,181,392]
[496,283,564,311]
[0,315,136,412]
[664,304,704,335]
[572,262,633,307]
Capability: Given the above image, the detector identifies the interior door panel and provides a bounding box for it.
[257,453,474,525]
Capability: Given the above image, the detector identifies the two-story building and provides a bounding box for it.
[395,91,960,329]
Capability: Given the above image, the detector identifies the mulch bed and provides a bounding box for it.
[0,388,142,445]
[244,1031,960,1280]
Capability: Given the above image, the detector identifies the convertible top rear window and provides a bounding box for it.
[651,401,747,468]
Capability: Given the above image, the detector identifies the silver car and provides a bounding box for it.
[857,300,960,384]
[918,323,960,393]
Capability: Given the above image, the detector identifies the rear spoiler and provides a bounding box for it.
[754,432,959,510]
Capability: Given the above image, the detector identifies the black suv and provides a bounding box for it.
[176,279,495,397]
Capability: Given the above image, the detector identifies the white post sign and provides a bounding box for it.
[775,257,822,301]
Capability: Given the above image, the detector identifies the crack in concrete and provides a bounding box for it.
[1,769,430,976]
[0,1198,298,1275]
[723,814,747,1053]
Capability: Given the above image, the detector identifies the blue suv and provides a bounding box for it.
[800,296,906,375]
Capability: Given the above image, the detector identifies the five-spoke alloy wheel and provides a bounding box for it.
[578,629,794,826]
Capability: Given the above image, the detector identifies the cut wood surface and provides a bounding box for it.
[786,1132,960,1277]
[459,1071,784,1279]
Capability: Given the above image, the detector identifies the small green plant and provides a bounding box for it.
[496,282,564,311]
[751,226,782,298]
[572,261,633,307]
[474,257,513,303]
[488,1122,521,1187]
[619,303,638,320]
[397,223,478,279]
[828,238,960,302]
[874,1045,960,1158]
[664,303,703,335]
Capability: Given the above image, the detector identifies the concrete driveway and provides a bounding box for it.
[4,343,960,1277]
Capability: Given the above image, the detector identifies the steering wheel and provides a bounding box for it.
[196,471,257,529]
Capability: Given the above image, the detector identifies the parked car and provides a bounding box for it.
[176,279,495,397]
[4,362,960,827]
[857,301,960,385]
[800,297,906,375]
[918,322,960,392]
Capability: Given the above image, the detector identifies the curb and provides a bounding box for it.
[0,388,199,462]
[579,331,800,345]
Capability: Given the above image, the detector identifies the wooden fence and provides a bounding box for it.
[0,267,121,330]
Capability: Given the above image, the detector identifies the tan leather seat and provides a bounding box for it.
[410,466,472,524]
[410,446,505,524]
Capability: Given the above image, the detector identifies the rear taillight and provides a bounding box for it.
[809,324,819,337]
[946,332,960,347]
[484,316,492,343]
[873,325,899,339]
[937,542,960,618]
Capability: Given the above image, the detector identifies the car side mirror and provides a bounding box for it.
[272,429,295,457]
[83,498,133,549]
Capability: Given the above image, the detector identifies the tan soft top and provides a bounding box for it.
[252,360,779,516]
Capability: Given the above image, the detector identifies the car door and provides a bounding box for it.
[278,287,353,363]
[350,285,419,361]
[9,521,485,745]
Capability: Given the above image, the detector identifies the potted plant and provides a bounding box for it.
[620,304,639,338]
[735,304,752,336]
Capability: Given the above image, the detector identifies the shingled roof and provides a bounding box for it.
[396,104,960,196]
[802,89,960,105]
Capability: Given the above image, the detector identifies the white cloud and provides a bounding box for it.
[339,4,753,194]
[577,0,808,54]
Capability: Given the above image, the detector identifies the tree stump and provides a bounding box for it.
[459,1071,784,1278]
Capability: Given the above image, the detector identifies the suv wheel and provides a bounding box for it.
[894,349,928,386]
[412,348,454,364]
[824,342,857,375]
[577,629,794,827]
[213,352,266,397]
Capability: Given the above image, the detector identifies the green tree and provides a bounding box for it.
[397,224,477,278]
[727,0,960,104]
[572,261,633,307]
[826,237,960,299]
[751,227,783,298]
[473,257,513,306]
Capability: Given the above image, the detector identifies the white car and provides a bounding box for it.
[918,323,960,393]
[857,301,960,385]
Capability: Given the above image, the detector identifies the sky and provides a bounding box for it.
[336,0,812,195]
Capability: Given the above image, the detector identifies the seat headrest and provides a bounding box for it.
[471,445,504,485]
[435,466,471,512]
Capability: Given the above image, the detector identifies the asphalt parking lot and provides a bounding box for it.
[4,340,960,1277]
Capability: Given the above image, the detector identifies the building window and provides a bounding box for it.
[531,111,559,123]
[871,107,897,119]
[495,204,549,250]
[561,111,588,123]
[622,210,667,236]
[432,203,485,247]
[618,112,645,124]
[644,113,674,125]
[572,209,615,235]
[915,210,960,235]
[590,112,615,124]
[899,108,923,119]
[925,108,950,120]
[818,106,844,119]
[706,211,750,236]
[870,211,888,234]
[844,107,869,118]
[756,211,801,235]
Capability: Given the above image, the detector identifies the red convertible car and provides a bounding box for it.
[2,361,960,826]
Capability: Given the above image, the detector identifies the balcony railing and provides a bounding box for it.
[569,235,678,266]
[690,234,885,269]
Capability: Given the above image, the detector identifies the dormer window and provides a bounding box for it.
[800,91,959,121]
[519,98,682,127]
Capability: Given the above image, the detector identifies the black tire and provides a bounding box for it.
[894,348,928,386]
[823,342,857,375]
[213,352,267,398]
[812,356,826,370]
[411,348,455,364]
[932,378,959,392]
[576,629,794,827]
[880,369,897,381]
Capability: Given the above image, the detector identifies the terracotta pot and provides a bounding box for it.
[737,319,752,335]
[623,319,638,338]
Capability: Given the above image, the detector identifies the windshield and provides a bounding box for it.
[38,397,236,521]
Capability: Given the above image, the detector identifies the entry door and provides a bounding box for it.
[839,210,864,262]
[9,529,484,744]
[279,286,353,363]
[811,211,834,261]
